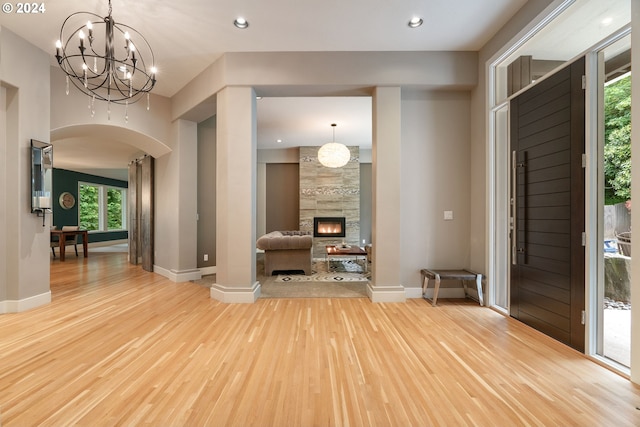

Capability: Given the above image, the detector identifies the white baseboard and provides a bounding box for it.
[210,282,261,303]
[153,265,202,282]
[404,287,424,299]
[88,239,128,248]
[367,284,406,303]
[421,288,467,300]
[199,266,217,276]
[0,291,51,314]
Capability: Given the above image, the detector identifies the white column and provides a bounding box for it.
[153,119,201,282]
[368,87,405,302]
[0,31,51,313]
[211,86,259,303]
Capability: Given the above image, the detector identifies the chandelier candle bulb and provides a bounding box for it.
[86,21,93,39]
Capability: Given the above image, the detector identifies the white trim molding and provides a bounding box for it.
[0,291,52,314]
[153,265,202,282]
[367,284,406,303]
[199,266,217,276]
[210,282,261,303]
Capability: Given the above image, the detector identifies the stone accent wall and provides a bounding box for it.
[299,146,360,258]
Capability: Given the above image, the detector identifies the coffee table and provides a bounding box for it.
[325,245,368,273]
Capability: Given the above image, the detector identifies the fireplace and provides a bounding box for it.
[314,217,346,238]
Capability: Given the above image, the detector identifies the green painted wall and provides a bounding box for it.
[52,169,128,243]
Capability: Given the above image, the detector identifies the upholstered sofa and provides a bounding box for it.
[256,231,313,275]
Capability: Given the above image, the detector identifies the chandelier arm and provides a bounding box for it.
[59,53,87,79]
[116,23,156,73]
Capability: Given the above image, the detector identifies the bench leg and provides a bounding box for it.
[432,273,441,307]
[476,274,484,306]
[421,273,429,295]
[421,272,440,307]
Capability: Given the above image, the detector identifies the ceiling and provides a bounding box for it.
[0,0,630,180]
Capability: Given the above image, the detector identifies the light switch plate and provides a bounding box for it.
[444,210,454,220]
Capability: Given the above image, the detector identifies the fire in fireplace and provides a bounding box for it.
[314,217,346,237]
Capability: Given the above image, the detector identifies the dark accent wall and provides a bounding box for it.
[359,163,372,245]
[52,168,128,243]
[266,163,299,232]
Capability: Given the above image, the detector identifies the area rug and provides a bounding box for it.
[275,258,369,282]
[191,258,370,298]
[262,281,368,298]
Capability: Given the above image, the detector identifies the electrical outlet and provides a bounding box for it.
[444,210,454,220]
[203,254,209,261]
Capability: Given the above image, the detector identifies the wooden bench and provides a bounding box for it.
[420,269,484,307]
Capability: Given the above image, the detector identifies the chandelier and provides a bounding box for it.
[54,0,157,120]
[318,123,350,168]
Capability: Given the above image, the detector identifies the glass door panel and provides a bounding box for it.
[599,35,631,367]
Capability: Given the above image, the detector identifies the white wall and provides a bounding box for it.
[401,91,471,288]
[154,119,200,282]
[173,51,478,120]
[50,67,173,158]
[0,27,51,311]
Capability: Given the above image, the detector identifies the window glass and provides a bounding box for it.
[493,0,630,106]
[78,183,127,232]
[107,187,125,230]
[79,184,100,231]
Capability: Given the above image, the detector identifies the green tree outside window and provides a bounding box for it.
[107,188,124,230]
[79,184,99,231]
[604,74,631,205]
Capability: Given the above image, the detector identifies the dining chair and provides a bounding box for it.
[51,226,80,258]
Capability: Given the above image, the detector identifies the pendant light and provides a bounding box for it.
[317,123,350,168]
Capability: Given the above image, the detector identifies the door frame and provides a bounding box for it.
[584,28,632,369]
[488,24,632,364]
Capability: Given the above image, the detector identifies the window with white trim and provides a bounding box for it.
[79,182,127,232]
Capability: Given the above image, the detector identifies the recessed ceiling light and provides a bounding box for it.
[601,17,613,26]
[276,139,283,143]
[408,17,423,28]
[234,17,249,29]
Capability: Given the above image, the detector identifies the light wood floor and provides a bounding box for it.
[1,251,640,426]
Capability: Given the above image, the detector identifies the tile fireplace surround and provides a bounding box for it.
[299,146,360,258]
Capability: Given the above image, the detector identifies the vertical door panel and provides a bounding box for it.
[510,57,585,351]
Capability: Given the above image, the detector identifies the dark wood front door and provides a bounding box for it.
[510,57,585,352]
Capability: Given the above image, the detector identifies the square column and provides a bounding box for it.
[211,86,260,303]
[153,119,201,282]
[368,86,405,302]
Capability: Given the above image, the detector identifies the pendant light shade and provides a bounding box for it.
[318,124,350,168]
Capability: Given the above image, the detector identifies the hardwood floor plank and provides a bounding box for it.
[0,252,639,425]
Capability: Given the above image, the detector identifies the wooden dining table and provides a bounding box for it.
[51,229,89,261]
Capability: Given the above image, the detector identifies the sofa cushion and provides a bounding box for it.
[256,231,312,250]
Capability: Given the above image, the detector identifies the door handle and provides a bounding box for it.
[511,150,517,265]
